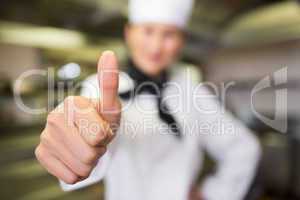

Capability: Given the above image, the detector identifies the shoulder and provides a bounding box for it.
[167,63,215,104]
[80,71,134,99]
[169,63,202,84]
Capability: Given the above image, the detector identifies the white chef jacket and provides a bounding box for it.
[60,65,261,200]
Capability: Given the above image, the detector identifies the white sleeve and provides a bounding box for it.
[59,152,111,191]
[193,87,261,200]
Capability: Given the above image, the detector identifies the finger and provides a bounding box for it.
[98,51,119,114]
[74,108,115,147]
[41,130,96,178]
[61,96,115,147]
[46,114,106,165]
[62,124,107,165]
[35,144,78,184]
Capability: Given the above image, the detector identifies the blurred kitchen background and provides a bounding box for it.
[0,0,299,199]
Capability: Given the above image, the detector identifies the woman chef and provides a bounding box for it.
[35,0,261,199]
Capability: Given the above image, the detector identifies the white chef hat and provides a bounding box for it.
[128,0,194,29]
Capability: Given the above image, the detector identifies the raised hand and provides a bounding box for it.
[35,51,121,184]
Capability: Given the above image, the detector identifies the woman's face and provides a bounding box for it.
[125,23,185,76]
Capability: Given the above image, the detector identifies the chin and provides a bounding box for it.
[143,63,165,76]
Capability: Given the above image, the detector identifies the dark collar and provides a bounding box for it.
[125,59,169,95]
[120,59,182,139]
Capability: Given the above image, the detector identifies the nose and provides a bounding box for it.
[148,34,163,55]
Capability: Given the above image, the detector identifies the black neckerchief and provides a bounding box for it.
[119,59,182,139]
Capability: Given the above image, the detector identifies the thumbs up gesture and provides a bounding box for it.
[35,51,121,184]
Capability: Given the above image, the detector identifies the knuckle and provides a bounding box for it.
[91,131,106,146]
[87,124,108,146]
[40,132,55,151]
[46,113,58,126]
[97,146,107,157]
[99,122,110,139]
[99,129,114,146]
[64,174,79,184]
[40,131,49,143]
[77,166,93,178]
[82,150,98,164]
[35,145,44,161]
[89,138,99,147]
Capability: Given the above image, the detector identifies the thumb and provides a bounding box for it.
[97,50,120,116]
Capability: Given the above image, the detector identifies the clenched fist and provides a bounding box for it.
[35,51,121,184]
